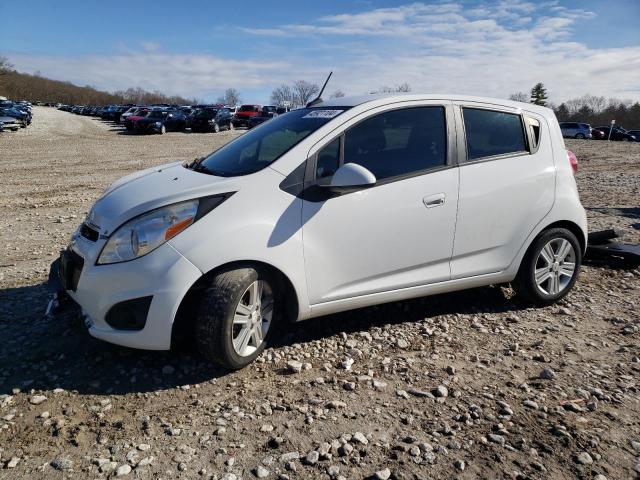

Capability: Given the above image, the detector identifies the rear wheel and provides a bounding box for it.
[196,267,277,369]
[513,228,581,306]
[575,133,585,139]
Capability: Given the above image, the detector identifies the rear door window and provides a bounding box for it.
[462,108,527,161]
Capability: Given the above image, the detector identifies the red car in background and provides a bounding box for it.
[590,128,605,139]
[232,104,262,128]
[123,107,150,131]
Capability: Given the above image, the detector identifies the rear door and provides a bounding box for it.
[451,104,555,278]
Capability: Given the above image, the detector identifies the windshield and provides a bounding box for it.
[194,107,347,176]
[196,109,217,118]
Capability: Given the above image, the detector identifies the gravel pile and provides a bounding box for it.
[0,108,639,478]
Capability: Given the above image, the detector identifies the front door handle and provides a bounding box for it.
[423,193,446,208]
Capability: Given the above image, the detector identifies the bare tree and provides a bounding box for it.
[330,89,345,98]
[372,83,411,94]
[270,84,295,106]
[223,88,241,107]
[0,55,14,76]
[508,92,529,102]
[292,80,319,107]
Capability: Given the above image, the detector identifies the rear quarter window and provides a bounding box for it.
[463,108,527,161]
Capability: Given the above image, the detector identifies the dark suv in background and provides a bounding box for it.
[189,107,233,133]
[594,126,637,141]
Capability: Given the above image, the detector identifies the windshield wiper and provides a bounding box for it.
[185,157,228,176]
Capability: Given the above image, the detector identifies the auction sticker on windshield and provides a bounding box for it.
[302,110,343,119]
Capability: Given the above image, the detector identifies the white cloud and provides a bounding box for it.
[141,41,161,52]
[8,1,640,103]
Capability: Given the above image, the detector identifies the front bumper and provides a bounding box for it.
[135,122,162,134]
[56,240,202,350]
[232,117,252,127]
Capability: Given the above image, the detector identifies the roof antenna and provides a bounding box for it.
[306,71,333,107]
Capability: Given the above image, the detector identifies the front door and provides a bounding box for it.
[301,104,459,306]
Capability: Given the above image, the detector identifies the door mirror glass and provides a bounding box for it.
[322,163,376,190]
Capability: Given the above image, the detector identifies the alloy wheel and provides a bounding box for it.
[534,238,576,295]
[231,280,273,357]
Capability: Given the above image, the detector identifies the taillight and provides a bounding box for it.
[567,149,578,174]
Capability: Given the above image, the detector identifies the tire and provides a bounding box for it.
[575,133,585,139]
[621,137,629,142]
[196,267,277,370]
[512,227,581,306]
[213,122,220,133]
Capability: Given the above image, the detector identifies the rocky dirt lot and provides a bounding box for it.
[0,107,639,479]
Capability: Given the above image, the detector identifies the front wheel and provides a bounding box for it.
[196,267,277,369]
[575,133,585,139]
[512,228,581,306]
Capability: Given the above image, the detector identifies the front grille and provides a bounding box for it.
[80,223,99,242]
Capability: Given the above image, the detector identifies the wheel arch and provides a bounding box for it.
[540,219,586,255]
[171,260,300,349]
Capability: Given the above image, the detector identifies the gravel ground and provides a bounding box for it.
[0,107,639,479]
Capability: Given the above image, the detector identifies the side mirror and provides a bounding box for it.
[321,163,376,191]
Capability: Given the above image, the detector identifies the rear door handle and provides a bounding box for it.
[423,193,446,208]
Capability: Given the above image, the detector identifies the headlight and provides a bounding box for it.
[97,195,232,265]
[155,121,162,127]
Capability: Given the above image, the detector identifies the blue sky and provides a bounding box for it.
[1,0,639,103]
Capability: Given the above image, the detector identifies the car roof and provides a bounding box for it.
[317,93,553,115]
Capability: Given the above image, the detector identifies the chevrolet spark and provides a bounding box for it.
[57,94,587,369]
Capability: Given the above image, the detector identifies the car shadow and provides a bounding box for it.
[0,281,518,396]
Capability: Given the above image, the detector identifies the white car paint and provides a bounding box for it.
[63,93,587,351]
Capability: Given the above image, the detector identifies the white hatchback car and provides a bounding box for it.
[57,94,587,369]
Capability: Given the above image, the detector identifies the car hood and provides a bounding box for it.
[0,116,17,122]
[87,161,238,234]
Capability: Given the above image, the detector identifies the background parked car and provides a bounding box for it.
[559,122,592,139]
[232,104,262,128]
[189,107,233,133]
[134,109,187,134]
[626,129,640,141]
[590,128,605,139]
[594,126,637,141]
[246,105,282,129]
[0,115,20,131]
[0,107,30,127]
[123,108,151,130]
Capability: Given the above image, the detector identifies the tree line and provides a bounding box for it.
[0,71,196,106]
[510,83,640,128]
